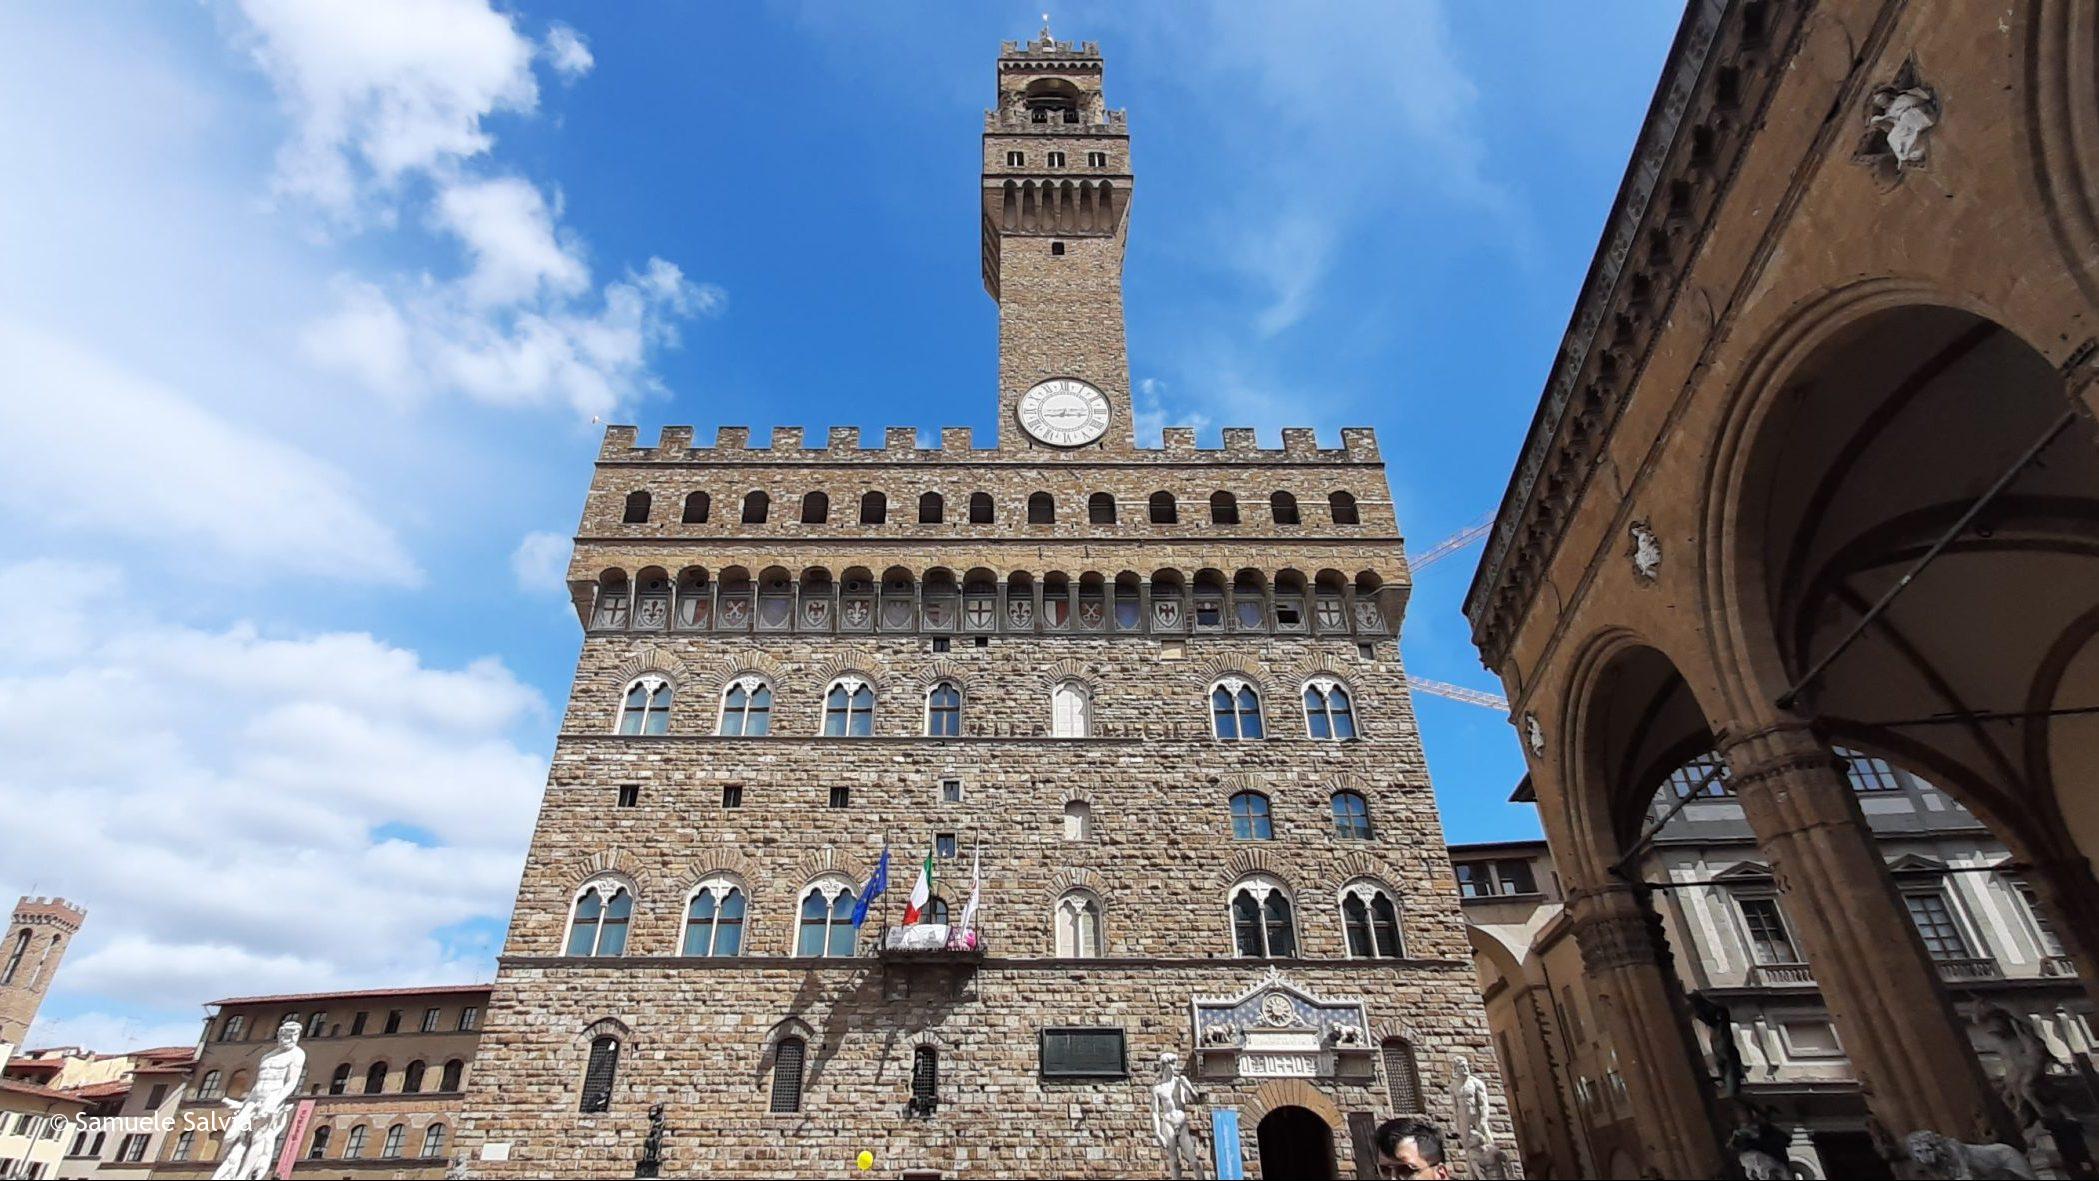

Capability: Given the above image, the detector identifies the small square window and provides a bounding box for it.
[1050,241,1066,256]
[973,636,989,649]
[932,637,951,653]
[936,833,958,858]
[722,784,743,809]
[616,784,640,808]
[941,779,963,804]
[830,786,851,809]
[1047,150,1066,167]
[421,1007,441,1033]
[1087,151,1108,167]
[1358,643,1377,660]
[1006,150,1024,167]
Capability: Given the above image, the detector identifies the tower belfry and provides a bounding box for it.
[982,29,1133,451]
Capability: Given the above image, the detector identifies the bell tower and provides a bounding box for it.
[982,26,1133,452]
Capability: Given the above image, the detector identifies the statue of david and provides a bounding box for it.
[212,1020,308,1180]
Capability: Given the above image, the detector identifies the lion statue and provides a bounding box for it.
[1904,1130,2036,1180]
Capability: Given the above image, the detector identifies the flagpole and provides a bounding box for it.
[882,831,892,944]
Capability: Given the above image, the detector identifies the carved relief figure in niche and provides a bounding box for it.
[1523,712,1545,758]
[1628,519,1662,582]
[1857,60,1939,174]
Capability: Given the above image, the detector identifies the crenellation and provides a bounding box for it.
[1340,427,1380,461]
[715,426,750,450]
[656,425,693,455]
[884,426,917,451]
[828,426,861,451]
[1160,427,1197,452]
[1281,427,1318,456]
[940,426,974,452]
[599,425,638,457]
[769,426,804,451]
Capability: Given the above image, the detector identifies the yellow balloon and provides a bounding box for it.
[856,1150,874,1171]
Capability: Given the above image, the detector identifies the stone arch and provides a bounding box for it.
[698,652,788,697]
[1045,865,1106,902]
[918,659,973,694]
[1217,846,1287,888]
[613,645,690,686]
[664,849,760,898]
[1190,656,1272,697]
[792,845,871,889]
[810,651,888,696]
[1277,651,1355,686]
[1240,1078,1343,1130]
[558,850,653,901]
[1328,851,1403,894]
[575,1015,635,1051]
[1035,655,1097,689]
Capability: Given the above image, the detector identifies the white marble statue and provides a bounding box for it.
[1870,85,1938,167]
[1629,521,1663,581]
[1904,1129,2037,1180]
[1974,1003,2060,1127]
[1151,1051,1205,1180]
[1451,1055,1494,1153]
[212,1020,308,1180]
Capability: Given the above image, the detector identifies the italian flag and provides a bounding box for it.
[903,850,935,924]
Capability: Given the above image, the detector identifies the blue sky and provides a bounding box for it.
[0,1,1678,1049]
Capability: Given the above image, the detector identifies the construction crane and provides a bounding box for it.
[1398,511,1509,711]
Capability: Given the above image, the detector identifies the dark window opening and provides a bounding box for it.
[742,491,769,524]
[1270,491,1300,525]
[861,491,887,525]
[616,784,639,808]
[1088,493,1115,524]
[622,491,651,524]
[580,1036,618,1113]
[968,493,994,524]
[1050,241,1065,256]
[1028,492,1055,524]
[909,1045,938,1116]
[682,491,710,524]
[918,492,944,523]
[770,1038,807,1113]
[1149,492,1177,524]
[722,784,743,809]
[830,786,851,809]
[1329,491,1359,525]
[801,491,829,525]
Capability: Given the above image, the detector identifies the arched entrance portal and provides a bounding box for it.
[1255,1105,1336,1181]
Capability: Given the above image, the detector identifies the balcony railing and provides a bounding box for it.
[2042,954,2078,977]
[1935,957,2003,982]
[1751,962,1815,986]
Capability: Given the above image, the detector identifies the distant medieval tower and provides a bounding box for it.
[0,896,85,1048]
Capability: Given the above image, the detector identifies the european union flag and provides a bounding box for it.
[851,846,890,928]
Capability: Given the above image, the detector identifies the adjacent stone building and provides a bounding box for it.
[455,29,1502,1180]
[149,984,488,1179]
[1459,755,2099,1179]
[1461,0,2099,1172]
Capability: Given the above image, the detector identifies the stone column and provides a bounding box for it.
[1719,720,2004,1143]
[1565,880,1726,1177]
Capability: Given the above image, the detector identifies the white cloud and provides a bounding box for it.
[0,558,544,1018]
[543,23,595,84]
[0,321,419,586]
[308,255,721,418]
[24,1010,204,1056]
[510,530,572,596]
[234,0,541,214]
[434,176,589,307]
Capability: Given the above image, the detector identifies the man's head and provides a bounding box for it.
[275,1020,301,1046]
[1374,1118,1449,1180]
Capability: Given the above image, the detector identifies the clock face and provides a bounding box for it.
[1018,378,1111,446]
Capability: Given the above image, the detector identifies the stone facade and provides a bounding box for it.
[0,896,86,1053]
[456,29,1503,1181]
[148,984,488,1179]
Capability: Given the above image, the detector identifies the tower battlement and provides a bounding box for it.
[11,897,86,928]
[596,424,1382,464]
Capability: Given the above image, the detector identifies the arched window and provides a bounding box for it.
[1270,491,1300,525]
[910,1045,939,1116]
[617,676,672,736]
[1230,877,1297,957]
[823,677,875,737]
[1028,492,1055,524]
[343,1125,368,1159]
[926,680,962,737]
[1210,491,1239,525]
[919,492,944,523]
[800,491,829,524]
[197,1070,223,1101]
[1304,678,1357,740]
[682,491,710,523]
[860,491,887,524]
[1229,791,1273,840]
[1341,882,1404,958]
[969,492,994,523]
[1051,679,1091,738]
[580,1035,618,1113]
[1329,490,1359,525]
[421,1124,446,1159]
[1383,1037,1424,1112]
[1056,891,1103,957]
[742,490,769,524]
[683,879,746,957]
[718,675,772,736]
[382,1124,406,1158]
[926,897,950,925]
[363,1062,387,1095]
[1149,491,1177,523]
[1331,790,1372,840]
[0,930,26,984]
[306,1126,330,1160]
[566,879,633,956]
[796,878,859,957]
[1088,492,1116,524]
[770,1037,807,1113]
[402,1060,426,1093]
[1210,679,1265,740]
[439,1060,464,1092]
[328,1064,351,1095]
[622,491,651,524]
